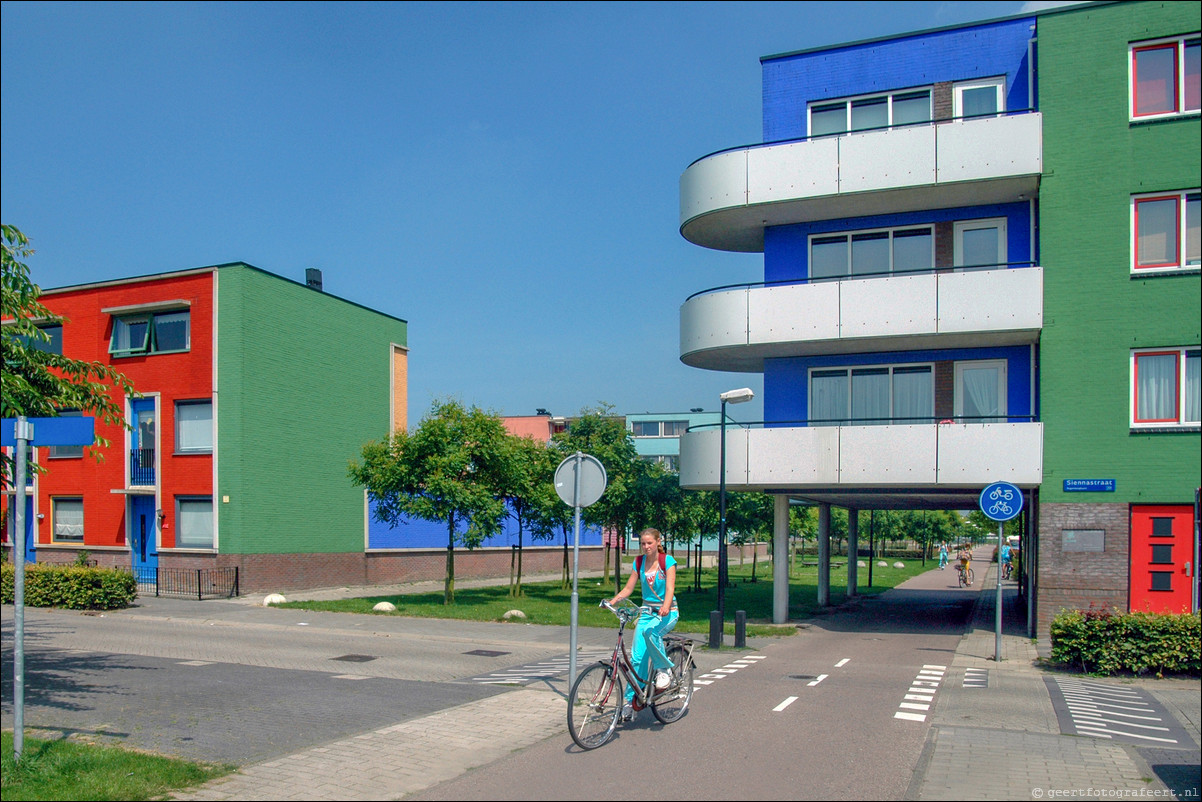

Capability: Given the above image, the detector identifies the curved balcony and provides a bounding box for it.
[680,265,1042,372]
[680,112,1042,252]
[678,421,1043,505]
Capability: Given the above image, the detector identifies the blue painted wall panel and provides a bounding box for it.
[762,17,1036,141]
[764,345,1033,423]
[367,496,603,549]
[763,202,1031,283]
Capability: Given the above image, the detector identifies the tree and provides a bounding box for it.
[2,225,136,486]
[500,432,556,598]
[349,399,510,604]
[726,491,773,581]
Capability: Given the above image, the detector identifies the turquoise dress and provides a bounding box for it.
[626,553,679,704]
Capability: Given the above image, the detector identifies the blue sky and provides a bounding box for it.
[2,1,1061,426]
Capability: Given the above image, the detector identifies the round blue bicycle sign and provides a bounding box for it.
[979,481,1023,522]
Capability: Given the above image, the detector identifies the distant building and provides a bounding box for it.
[627,410,721,473]
[3,263,409,593]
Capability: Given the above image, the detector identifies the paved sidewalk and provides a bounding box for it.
[911,553,1200,801]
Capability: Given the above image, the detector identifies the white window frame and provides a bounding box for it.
[1130,190,1200,273]
[806,86,933,137]
[1130,347,1201,428]
[175,496,215,550]
[953,218,1008,269]
[807,362,935,426]
[174,399,213,454]
[954,360,1008,423]
[52,497,84,543]
[1129,35,1201,121]
[631,421,661,438]
[953,77,1006,118]
[808,224,935,280]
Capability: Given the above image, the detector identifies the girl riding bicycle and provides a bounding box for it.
[609,527,678,720]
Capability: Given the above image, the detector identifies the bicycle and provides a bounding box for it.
[957,563,974,587]
[1001,561,1013,580]
[566,599,697,750]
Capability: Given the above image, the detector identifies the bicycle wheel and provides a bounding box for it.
[651,646,695,724]
[967,568,975,585]
[957,569,966,588]
[567,662,623,750]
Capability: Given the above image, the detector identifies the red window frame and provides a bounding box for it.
[1133,350,1180,424]
[1133,194,1181,269]
[1133,42,1179,117]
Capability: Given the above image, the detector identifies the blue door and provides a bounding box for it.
[130,495,158,579]
[130,398,156,486]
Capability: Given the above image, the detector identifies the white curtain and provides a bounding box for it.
[851,369,889,424]
[54,499,84,542]
[962,367,1000,422]
[811,372,847,426]
[178,499,214,548]
[1137,353,1177,420]
[893,368,933,423]
[177,402,213,451]
[1185,353,1200,423]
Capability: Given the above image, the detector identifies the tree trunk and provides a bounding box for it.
[445,518,456,605]
[516,525,524,598]
[602,542,611,583]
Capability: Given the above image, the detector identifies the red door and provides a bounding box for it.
[1129,505,1195,614]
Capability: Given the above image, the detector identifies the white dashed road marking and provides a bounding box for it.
[773,696,799,712]
[894,665,946,722]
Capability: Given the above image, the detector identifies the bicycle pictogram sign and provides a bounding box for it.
[979,481,1023,522]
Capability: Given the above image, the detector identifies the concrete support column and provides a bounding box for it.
[847,508,859,598]
[773,494,790,624]
[818,503,831,607]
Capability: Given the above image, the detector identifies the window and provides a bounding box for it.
[661,421,689,437]
[176,497,214,549]
[809,364,933,425]
[1151,517,1174,536]
[1149,572,1173,592]
[808,226,933,280]
[631,421,660,437]
[175,400,213,453]
[954,77,1005,118]
[1150,544,1173,564]
[1131,347,1201,427]
[14,324,62,354]
[52,498,84,543]
[48,410,84,459]
[1132,191,1200,272]
[807,88,931,137]
[954,218,1008,269]
[1130,36,1201,119]
[955,360,1008,423]
[110,309,190,356]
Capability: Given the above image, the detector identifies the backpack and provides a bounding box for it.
[636,552,667,576]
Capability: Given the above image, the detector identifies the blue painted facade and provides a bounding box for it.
[761,16,1036,142]
[367,496,603,550]
[764,202,1032,284]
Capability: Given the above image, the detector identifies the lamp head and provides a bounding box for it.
[719,388,755,404]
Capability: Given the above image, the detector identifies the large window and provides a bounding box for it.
[1130,35,1201,120]
[809,226,933,280]
[809,364,933,426]
[175,400,213,453]
[808,88,931,137]
[1131,347,1201,427]
[631,420,689,438]
[1132,191,1200,272]
[954,77,1006,118]
[13,324,62,354]
[52,497,84,543]
[110,309,190,357]
[175,497,214,549]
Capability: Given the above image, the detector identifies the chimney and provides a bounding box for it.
[305,268,323,291]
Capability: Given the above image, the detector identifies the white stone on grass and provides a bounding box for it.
[502,609,527,620]
[877,561,888,568]
[373,601,397,612]
[857,560,867,568]
[893,561,905,569]
[263,593,287,606]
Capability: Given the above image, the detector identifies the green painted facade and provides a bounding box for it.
[215,264,407,554]
[1038,1,1201,505]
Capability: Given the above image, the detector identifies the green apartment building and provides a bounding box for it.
[1038,2,1199,631]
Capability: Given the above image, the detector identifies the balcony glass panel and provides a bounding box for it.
[851,232,889,276]
[893,229,933,273]
[810,103,846,137]
[892,91,931,125]
[850,97,888,131]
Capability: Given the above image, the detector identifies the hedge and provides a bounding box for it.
[1,563,137,610]
[1049,607,1201,677]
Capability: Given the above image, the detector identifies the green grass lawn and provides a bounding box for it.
[0,732,234,802]
[275,554,936,637]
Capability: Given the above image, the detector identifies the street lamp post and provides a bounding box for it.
[713,387,754,648]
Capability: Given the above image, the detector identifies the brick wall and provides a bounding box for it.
[1036,502,1129,639]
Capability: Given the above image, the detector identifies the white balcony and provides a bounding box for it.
[678,422,1043,504]
[680,267,1042,371]
[680,113,1042,252]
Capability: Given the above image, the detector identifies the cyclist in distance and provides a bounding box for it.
[609,527,679,720]
[938,541,949,570]
[1001,541,1013,578]
[957,545,973,586]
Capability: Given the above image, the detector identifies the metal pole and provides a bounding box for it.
[568,452,583,686]
[995,521,1004,662]
[13,416,32,762]
[715,399,728,647]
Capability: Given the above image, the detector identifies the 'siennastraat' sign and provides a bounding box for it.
[1063,479,1116,492]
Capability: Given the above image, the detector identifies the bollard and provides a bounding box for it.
[709,610,723,649]
[734,610,747,648]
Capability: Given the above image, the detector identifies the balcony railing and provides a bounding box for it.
[680,109,1042,252]
[129,448,155,486]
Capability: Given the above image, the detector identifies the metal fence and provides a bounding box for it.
[121,566,240,600]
